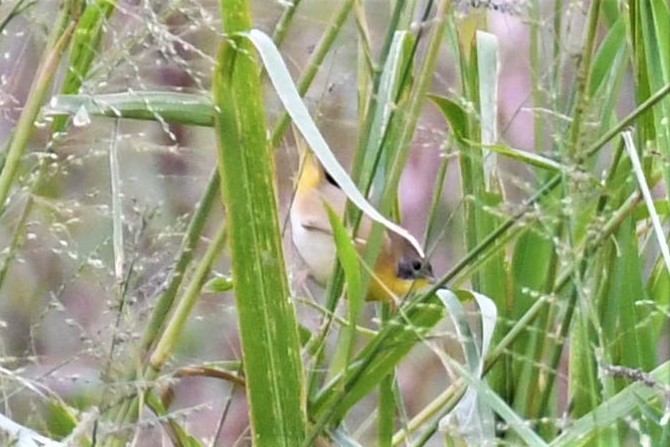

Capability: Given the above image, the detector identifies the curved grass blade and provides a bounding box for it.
[437,289,497,445]
[242,29,425,258]
[428,94,468,140]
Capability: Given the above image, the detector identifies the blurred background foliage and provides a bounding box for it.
[0,0,669,446]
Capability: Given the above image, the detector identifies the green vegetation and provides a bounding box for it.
[0,0,669,445]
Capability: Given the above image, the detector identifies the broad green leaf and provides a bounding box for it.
[45,399,79,440]
[213,11,306,446]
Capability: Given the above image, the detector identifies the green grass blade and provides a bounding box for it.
[647,257,670,339]
[434,333,547,447]
[46,92,215,127]
[428,94,468,140]
[358,30,414,199]
[437,290,498,445]
[476,31,498,181]
[140,169,221,355]
[623,131,670,290]
[269,0,355,149]
[325,205,365,375]
[637,1,670,188]
[213,3,306,444]
[477,143,563,172]
[310,293,446,428]
[590,17,625,96]
[455,26,509,406]
[550,362,670,447]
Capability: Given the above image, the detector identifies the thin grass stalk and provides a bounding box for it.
[378,304,394,447]
[352,1,375,81]
[0,14,77,212]
[633,1,670,189]
[269,0,356,149]
[139,168,220,356]
[102,221,229,447]
[536,190,644,418]
[369,0,448,259]
[334,4,450,436]
[354,0,435,197]
[109,118,123,288]
[391,380,466,445]
[271,0,302,45]
[352,73,670,447]
[305,292,446,446]
[350,0,413,185]
[589,138,634,424]
[566,0,601,158]
[510,5,557,421]
[149,221,228,369]
[464,187,642,382]
[99,120,138,447]
[539,0,601,421]
[422,154,450,247]
[549,361,670,446]
[529,0,544,154]
[98,166,220,447]
[0,4,115,289]
[0,0,37,33]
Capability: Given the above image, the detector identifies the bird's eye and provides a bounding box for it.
[398,258,430,279]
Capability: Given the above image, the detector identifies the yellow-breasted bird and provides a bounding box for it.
[290,151,433,302]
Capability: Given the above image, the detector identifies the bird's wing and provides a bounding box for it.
[293,182,395,256]
[292,183,344,235]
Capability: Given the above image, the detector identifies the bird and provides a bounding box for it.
[290,150,434,303]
